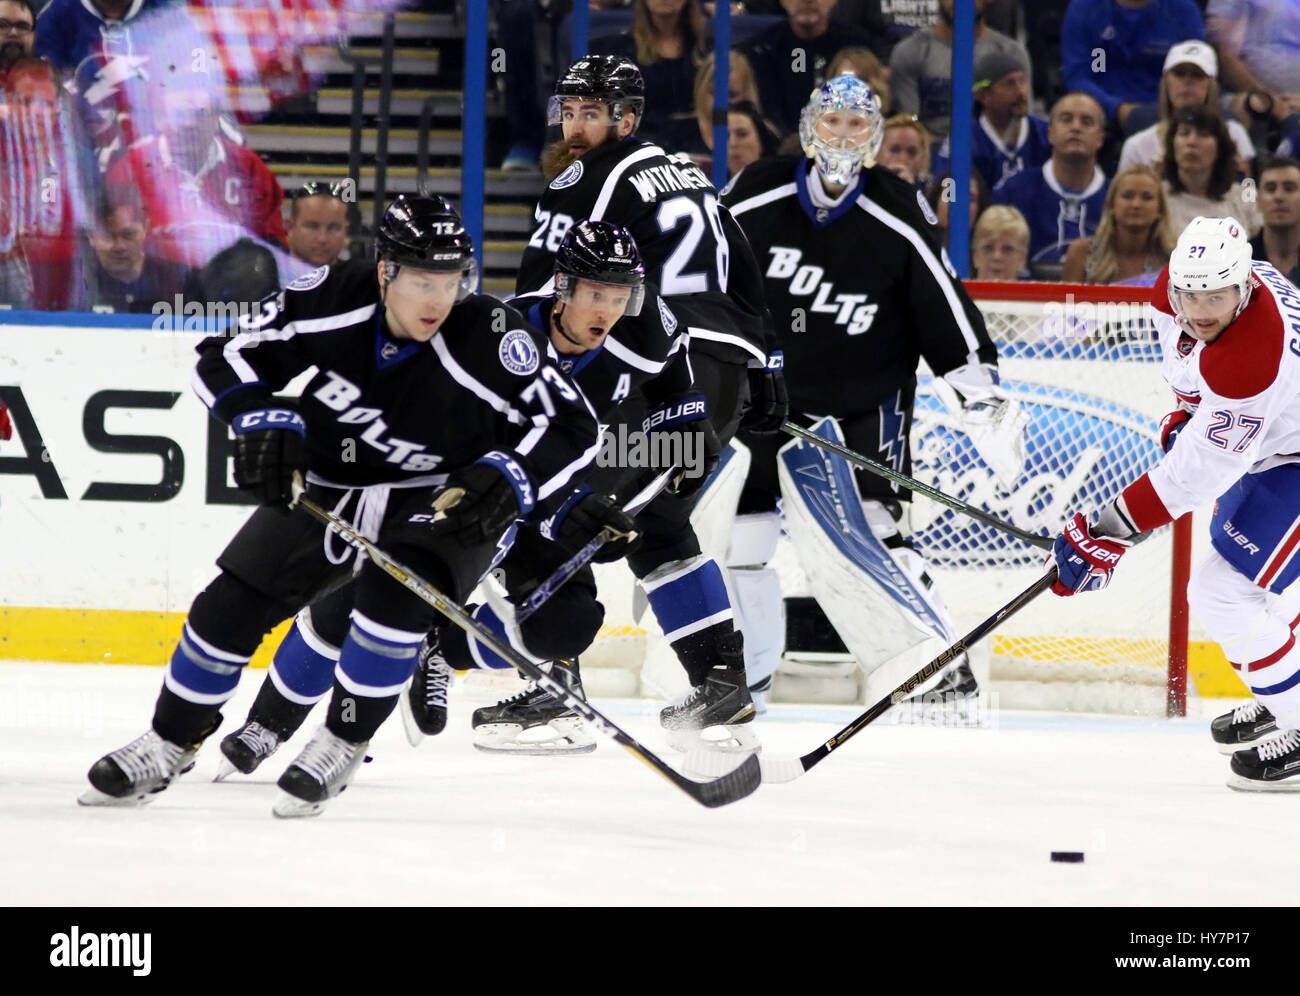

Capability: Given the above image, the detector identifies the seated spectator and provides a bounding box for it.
[877,113,932,187]
[106,62,286,269]
[723,101,781,176]
[1060,164,1173,285]
[1208,0,1300,135]
[829,0,935,60]
[742,0,878,136]
[889,0,1030,143]
[687,49,768,163]
[967,47,1050,191]
[591,0,710,153]
[1060,0,1205,130]
[926,170,990,250]
[828,46,891,115]
[1118,41,1254,177]
[1250,156,1300,285]
[992,92,1109,263]
[72,185,193,313]
[1161,105,1261,238]
[970,204,1030,280]
[286,182,353,269]
[33,0,167,73]
[0,0,34,77]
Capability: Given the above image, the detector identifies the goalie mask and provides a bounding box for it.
[1167,216,1253,326]
[546,55,646,134]
[554,220,647,316]
[376,194,478,302]
[798,74,884,187]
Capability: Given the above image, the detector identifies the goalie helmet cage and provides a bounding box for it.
[532,282,1192,718]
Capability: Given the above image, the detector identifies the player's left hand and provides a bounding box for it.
[549,491,640,563]
[0,399,11,441]
[424,455,533,545]
[741,351,788,435]
[1049,512,1133,597]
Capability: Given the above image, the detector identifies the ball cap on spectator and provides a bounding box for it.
[973,48,1030,92]
[1163,41,1218,78]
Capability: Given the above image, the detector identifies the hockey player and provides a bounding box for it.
[505,54,785,737]
[79,195,600,815]
[217,220,696,762]
[722,74,1023,712]
[1051,217,1300,791]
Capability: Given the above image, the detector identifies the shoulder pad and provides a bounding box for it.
[1199,277,1285,400]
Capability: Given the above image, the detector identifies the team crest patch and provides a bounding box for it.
[287,265,330,292]
[657,297,678,334]
[550,161,584,190]
[499,329,540,375]
[917,189,939,227]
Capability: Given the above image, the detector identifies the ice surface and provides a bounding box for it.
[2,662,1292,906]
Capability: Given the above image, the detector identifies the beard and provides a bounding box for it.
[541,138,579,182]
[0,41,26,71]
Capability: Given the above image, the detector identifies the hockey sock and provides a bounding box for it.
[155,621,248,743]
[642,555,737,685]
[267,612,339,707]
[1232,622,1300,730]
[441,603,546,670]
[153,686,225,747]
[328,611,424,742]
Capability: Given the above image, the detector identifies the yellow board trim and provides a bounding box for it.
[0,607,289,669]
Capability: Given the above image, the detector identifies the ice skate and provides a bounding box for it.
[891,657,983,727]
[471,659,595,755]
[1227,728,1300,791]
[273,725,370,818]
[79,728,205,807]
[400,634,454,746]
[216,721,283,780]
[660,640,759,755]
[1211,700,1280,755]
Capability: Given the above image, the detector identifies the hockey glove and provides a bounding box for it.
[740,351,788,435]
[642,394,719,499]
[0,399,11,441]
[421,452,535,546]
[231,408,308,508]
[1159,409,1191,453]
[543,487,640,563]
[1050,512,1134,597]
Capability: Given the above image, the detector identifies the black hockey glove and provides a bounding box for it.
[740,351,788,435]
[419,452,535,546]
[231,408,308,508]
[642,394,719,499]
[542,488,640,564]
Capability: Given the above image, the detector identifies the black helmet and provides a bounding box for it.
[554,220,646,316]
[376,195,477,300]
[547,55,645,133]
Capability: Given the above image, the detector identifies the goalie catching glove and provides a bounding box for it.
[936,363,1028,489]
[401,452,535,547]
[231,407,308,508]
[1050,501,1141,596]
[541,486,640,563]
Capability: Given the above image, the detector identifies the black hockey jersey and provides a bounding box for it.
[509,286,693,418]
[723,156,998,416]
[516,138,772,366]
[194,264,600,503]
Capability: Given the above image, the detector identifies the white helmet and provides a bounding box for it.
[798,74,884,187]
[1167,216,1254,323]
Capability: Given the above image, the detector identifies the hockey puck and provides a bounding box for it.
[1050,851,1084,863]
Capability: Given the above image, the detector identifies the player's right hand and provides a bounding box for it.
[741,351,788,435]
[231,408,307,508]
[548,490,640,563]
[423,454,534,546]
[1049,512,1132,597]
[1158,409,1191,453]
[0,399,11,441]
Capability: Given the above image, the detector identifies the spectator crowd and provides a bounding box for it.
[3,0,1300,314]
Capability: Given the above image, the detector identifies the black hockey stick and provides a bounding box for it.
[781,421,1053,551]
[751,568,1060,783]
[291,479,759,809]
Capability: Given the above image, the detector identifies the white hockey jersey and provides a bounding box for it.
[1119,262,1300,531]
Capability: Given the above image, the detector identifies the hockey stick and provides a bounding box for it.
[290,478,759,809]
[748,568,1060,783]
[781,421,1053,551]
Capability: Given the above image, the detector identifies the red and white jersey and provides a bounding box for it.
[1120,262,1300,531]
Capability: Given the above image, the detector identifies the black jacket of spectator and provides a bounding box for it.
[75,250,193,314]
[588,33,703,153]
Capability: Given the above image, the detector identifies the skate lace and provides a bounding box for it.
[294,730,361,785]
[1257,728,1300,761]
[1231,700,1265,724]
[236,722,280,757]
[113,731,183,784]
[423,656,453,709]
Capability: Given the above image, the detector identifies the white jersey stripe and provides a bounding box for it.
[430,334,525,425]
[604,334,666,374]
[687,325,767,363]
[590,144,666,222]
[728,182,799,218]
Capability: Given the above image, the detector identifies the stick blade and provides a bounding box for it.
[682,752,762,808]
[757,755,808,784]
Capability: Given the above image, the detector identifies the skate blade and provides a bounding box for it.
[1215,730,1284,756]
[77,786,160,807]
[213,758,237,782]
[272,791,327,818]
[472,718,596,755]
[668,724,762,756]
[398,684,426,748]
